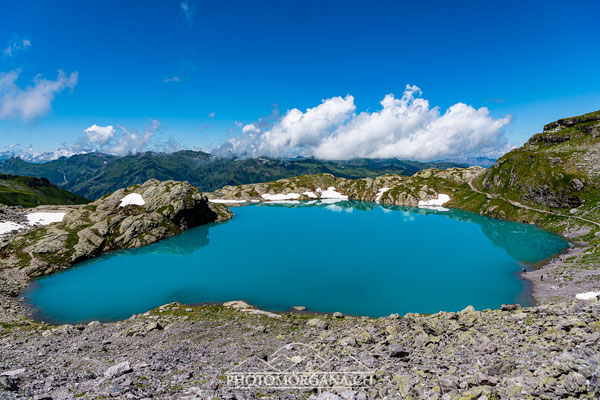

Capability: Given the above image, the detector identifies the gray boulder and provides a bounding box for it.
[104,361,133,379]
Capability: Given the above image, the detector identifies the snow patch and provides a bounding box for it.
[375,187,390,204]
[575,291,600,300]
[1,212,67,236]
[208,199,247,204]
[26,212,66,225]
[302,191,317,198]
[261,193,301,201]
[418,194,450,207]
[119,193,146,207]
[320,187,348,200]
[0,222,24,235]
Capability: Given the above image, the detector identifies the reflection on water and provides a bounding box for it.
[259,201,567,264]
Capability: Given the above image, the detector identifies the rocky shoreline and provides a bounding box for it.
[1,299,599,399]
[525,241,600,303]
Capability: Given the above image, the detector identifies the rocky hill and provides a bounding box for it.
[0,151,464,200]
[0,174,88,208]
[480,110,600,210]
[207,167,484,207]
[0,179,231,284]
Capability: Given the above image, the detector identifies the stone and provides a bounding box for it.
[314,393,342,400]
[340,390,359,400]
[0,368,26,377]
[340,336,357,347]
[333,312,344,318]
[439,375,459,391]
[146,321,163,332]
[292,306,307,311]
[562,372,584,394]
[223,301,252,310]
[571,178,585,191]
[0,375,18,391]
[306,318,329,330]
[104,362,133,379]
[477,341,497,354]
[389,345,411,359]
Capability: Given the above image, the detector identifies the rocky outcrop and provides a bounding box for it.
[0,205,27,226]
[543,110,600,132]
[206,167,484,207]
[0,179,232,279]
[481,110,600,210]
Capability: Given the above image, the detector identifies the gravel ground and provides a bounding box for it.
[0,300,599,399]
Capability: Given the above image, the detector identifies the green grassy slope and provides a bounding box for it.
[0,174,89,207]
[479,110,600,211]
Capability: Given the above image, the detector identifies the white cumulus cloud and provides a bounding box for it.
[75,120,177,156]
[83,124,115,144]
[222,95,355,158]
[109,125,155,155]
[0,69,78,121]
[216,85,512,161]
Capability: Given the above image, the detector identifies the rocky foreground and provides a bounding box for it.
[0,300,599,399]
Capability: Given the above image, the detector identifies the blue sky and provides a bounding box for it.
[1,0,599,160]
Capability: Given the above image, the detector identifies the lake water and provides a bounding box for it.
[24,201,569,323]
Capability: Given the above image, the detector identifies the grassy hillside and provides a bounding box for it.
[0,151,465,200]
[0,174,89,207]
[478,110,600,211]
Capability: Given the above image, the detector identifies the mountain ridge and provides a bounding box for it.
[0,152,466,200]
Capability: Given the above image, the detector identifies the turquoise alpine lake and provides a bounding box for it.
[24,202,569,323]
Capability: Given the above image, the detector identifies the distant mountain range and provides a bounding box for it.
[0,151,467,200]
[0,149,87,164]
[0,174,89,207]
